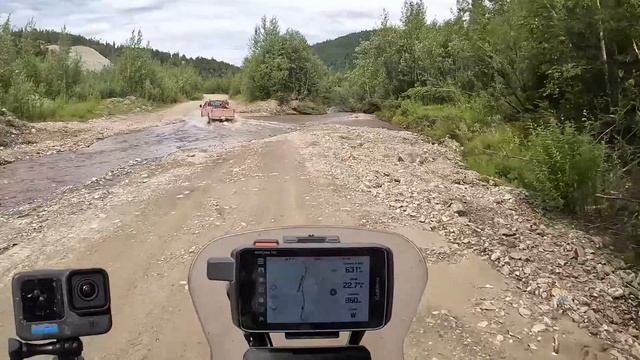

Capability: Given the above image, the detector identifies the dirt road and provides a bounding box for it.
[0,104,638,359]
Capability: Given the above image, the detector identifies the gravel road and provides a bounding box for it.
[0,102,638,359]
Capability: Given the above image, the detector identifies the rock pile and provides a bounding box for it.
[298,125,640,358]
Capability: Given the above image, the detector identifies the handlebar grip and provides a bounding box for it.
[7,338,83,360]
[8,338,23,360]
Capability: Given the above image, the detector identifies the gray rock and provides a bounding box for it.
[509,252,527,260]
[618,270,637,284]
[632,343,640,358]
[568,311,583,323]
[479,301,497,311]
[500,228,516,237]
[500,265,510,276]
[450,201,467,216]
[605,310,622,324]
[586,310,601,324]
[531,324,546,333]
[490,251,501,262]
[518,307,532,318]
[607,287,624,299]
[398,152,418,163]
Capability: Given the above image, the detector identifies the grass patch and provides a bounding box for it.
[39,97,156,122]
[384,100,498,144]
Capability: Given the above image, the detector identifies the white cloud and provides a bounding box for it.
[0,0,457,65]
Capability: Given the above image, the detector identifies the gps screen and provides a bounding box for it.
[265,256,370,323]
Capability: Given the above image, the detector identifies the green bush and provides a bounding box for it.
[400,87,463,105]
[465,120,614,212]
[2,72,49,120]
[293,101,327,115]
[358,98,383,114]
[385,100,497,143]
[522,121,609,212]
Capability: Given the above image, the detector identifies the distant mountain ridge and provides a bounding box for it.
[15,28,239,77]
[312,30,374,71]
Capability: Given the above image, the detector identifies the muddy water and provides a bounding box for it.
[0,117,294,212]
[0,113,395,212]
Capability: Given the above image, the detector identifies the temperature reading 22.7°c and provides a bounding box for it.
[343,281,365,289]
[344,266,364,273]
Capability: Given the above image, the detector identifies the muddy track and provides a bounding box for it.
[0,107,638,359]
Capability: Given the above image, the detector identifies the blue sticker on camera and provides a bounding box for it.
[31,324,59,335]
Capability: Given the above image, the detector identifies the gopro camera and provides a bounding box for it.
[12,268,112,341]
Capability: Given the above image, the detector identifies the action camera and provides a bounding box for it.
[12,268,112,341]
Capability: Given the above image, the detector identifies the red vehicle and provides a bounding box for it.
[200,99,235,124]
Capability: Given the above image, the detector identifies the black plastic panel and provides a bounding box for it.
[243,346,371,360]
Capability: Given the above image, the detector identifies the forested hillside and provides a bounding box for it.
[311,30,373,71]
[12,27,239,78]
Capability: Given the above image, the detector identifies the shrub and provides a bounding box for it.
[358,98,383,114]
[2,72,48,120]
[293,101,327,115]
[522,121,609,212]
[400,87,463,105]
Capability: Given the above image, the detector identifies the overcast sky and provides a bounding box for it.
[0,0,457,65]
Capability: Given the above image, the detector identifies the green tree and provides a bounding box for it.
[0,17,17,93]
[240,17,326,101]
[117,30,158,97]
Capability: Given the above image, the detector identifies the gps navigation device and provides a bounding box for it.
[224,244,393,332]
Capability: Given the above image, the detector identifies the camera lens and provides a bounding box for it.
[77,280,98,301]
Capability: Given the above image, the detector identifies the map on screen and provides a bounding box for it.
[266,256,370,323]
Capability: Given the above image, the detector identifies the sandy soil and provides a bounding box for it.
[0,111,638,359]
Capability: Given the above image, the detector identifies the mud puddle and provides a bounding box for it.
[0,116,294,212]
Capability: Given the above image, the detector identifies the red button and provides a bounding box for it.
[254,240,279,248]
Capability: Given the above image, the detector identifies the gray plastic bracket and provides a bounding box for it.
[207,257,235,281]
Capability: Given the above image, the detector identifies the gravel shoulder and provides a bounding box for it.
[0,115,638,359]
